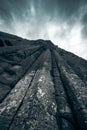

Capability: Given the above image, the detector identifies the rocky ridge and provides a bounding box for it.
[0,32,87,130]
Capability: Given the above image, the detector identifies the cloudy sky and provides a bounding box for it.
[0,0,87,59]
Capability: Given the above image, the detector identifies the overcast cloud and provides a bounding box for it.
[0,0,87,59]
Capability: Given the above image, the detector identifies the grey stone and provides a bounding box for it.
[0,31,87,130]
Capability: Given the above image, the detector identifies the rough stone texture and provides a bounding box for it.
[0,31,87,130]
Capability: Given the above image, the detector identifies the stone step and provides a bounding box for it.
[54,50,87,130]
[51,53,76,130]
[9,50,59,130]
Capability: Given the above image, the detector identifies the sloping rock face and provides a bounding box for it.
[0,32,87,130]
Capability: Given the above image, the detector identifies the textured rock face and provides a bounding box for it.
[0,32,87,130]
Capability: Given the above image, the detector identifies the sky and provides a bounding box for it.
[0,0,87,59]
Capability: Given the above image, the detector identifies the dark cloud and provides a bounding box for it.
[0,0,28,20]
[81,12,87,39]
[0,0,86,23]
[0,0,87,25]
[0,0,87,59]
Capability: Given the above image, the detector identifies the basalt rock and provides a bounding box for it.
[0,31,87,130]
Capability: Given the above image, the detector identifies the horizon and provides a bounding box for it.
[0,0,87,59]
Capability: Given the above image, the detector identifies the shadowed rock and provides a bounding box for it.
[0,31,87,130]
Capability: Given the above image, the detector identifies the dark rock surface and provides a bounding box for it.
[0,31,87,130]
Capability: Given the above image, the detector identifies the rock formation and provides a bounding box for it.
[0,31,87,130]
